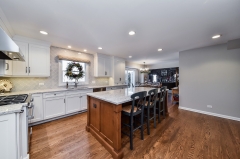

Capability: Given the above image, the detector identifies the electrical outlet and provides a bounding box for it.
[39,83,44,86]
[207,105,212,108]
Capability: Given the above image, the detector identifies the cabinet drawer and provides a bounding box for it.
[43,92,65,98]
[65,91,81,96]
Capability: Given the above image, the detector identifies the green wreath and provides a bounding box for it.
[65,62,85,81]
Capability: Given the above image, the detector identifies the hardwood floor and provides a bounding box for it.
[30,95,240,159]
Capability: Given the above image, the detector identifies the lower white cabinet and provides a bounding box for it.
[30,93,43,123]
[0,113,17,159]
[66,94,81,114]
[81,94,88,110]
[43,96,66,119]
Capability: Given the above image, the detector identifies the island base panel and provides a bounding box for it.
[86,96,123,159]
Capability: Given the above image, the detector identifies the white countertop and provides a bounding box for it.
[87,87,161,105]
[0,103,28,115]
[0,84,127,96]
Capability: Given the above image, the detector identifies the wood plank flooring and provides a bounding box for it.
[30,97,240,159]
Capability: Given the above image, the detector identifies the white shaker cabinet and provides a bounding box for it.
[43,96,66,120]
[66,94,81,114]
[94,53,112,77]
[80,94,88,110]
[0,59,13,76]
[28,44,50,76]
[30,93,43,123]
[0,113,17,159]
[12,41,28,76]
[12,36,50,77]
[112,57,125,85]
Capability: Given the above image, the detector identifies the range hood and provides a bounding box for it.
[0,27,25,61]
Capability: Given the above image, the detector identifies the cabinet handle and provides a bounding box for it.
[5,63,9,70]
[26,67,27,73]
[79,96,82,98]
[29,67,30,73]
[93,104,97,108]
[64,99,65,103]
[105,71,107,75]
[54,94,56,95]
[120,78,121,81]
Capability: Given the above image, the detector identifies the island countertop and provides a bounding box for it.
[87,87,161,105]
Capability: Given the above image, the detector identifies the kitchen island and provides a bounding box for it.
[86,87,168,159]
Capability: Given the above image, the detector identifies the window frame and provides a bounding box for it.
[58,60,89,86]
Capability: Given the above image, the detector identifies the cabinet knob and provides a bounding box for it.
[93,104,97,108]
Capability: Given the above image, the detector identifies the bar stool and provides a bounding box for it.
[156,86,167,123]
[122,91,147,150]
[144,88,158,135]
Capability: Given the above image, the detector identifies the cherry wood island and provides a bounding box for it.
[86,87,168,159]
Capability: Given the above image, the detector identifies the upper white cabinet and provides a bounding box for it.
[12,36,50,77]
[12,41,28,76]
[0,59,13,76]
[110,57,126,85]
[94,53,112,77]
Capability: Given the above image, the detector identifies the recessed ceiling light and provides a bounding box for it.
[40,31,48,35]
[9,52,12,54]
[84,49,87,52]
[98,47,102,50]
[68,46,71,48]
[78,52,81,54]
[158,48,163,51]
[212,34,221,39]
[129,31,135,35]
[129,56,132,58]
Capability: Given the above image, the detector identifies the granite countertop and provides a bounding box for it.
[0,103,28,115]
[0,84,127,96]
[87,87,162,105]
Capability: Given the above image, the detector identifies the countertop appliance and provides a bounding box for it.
[0,27,25,61]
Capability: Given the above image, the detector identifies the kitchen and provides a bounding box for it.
[0,1,240,159]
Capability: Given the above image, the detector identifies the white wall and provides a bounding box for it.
[149,60,179,69]
[179,44,240,119]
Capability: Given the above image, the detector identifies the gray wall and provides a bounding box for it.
[0,46,109,92]
[179,44,240,118]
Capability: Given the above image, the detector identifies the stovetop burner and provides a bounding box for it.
[0,94,28,106]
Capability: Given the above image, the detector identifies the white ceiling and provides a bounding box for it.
[0,0,240,65]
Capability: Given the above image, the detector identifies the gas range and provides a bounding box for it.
[0,94,28,106]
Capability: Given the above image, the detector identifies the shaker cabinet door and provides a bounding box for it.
[44,97,65,119]
[66,95,81,114]
[28,44,50,76]
[80,94,88,110]
[13,41,29,76]
[30,94,43,123]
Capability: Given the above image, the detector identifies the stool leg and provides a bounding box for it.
[158,102,161,123]
[130,116,133,150]
[163,101,165,119]
[147,108,150,135]
[141,111,144,140]
[154,105,156,128]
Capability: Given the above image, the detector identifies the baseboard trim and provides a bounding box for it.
[179,106,240,121]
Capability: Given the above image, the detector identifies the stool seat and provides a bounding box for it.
[122,105,139,113]
[145,101,153,106]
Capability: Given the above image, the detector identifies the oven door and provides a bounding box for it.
[27,99,34,152]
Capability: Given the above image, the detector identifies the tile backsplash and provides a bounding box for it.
[0,46,109,92]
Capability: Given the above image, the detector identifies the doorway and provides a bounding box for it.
[125,69,135,88]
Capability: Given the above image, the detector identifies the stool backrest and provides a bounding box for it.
[147,88,158,107]
[159,86,167,100]
[130,91,147,114]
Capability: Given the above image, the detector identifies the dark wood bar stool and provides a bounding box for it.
[122,91,147,150]
[144,88,158,135]
[156,86,167,123]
